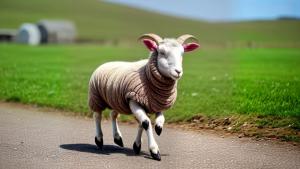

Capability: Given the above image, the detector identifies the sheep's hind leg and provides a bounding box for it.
[111,111,124,147]
[94,111,104,150]
[155,112,164,136]
[133,124,143,154]
[129,100,161,161]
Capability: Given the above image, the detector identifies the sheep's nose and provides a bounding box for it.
[175,69,182,75]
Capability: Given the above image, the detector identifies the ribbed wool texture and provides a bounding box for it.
[88,52,177,114]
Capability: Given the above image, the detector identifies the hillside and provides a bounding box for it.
[1,0,300,45]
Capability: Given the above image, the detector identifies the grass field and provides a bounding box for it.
[1,44,299,132]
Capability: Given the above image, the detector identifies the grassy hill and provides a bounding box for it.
[1,0,300,45]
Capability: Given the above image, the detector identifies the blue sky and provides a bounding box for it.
[105,0,300,22]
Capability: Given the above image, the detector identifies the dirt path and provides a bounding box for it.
[0,102,299,169]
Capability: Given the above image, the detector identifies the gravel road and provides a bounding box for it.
[0,102,299,169]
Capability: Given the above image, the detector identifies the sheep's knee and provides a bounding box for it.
[142,119,150,130]
[129,100,150,130]
[155,112,164,136]
[110,110,119,120]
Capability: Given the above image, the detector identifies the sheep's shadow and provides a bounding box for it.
[60,143,149,157]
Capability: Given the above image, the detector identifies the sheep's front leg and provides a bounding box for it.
[155,112,165,136]
[111,111,124,147]
[129,100,161,161]
[94,111,103,149]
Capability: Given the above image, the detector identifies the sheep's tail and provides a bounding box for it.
[88,76,107,113]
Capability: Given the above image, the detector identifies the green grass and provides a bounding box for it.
[1,0,300,45]
[233,48,300,119]
[0,44,299,130]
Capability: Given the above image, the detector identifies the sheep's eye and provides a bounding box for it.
[159,51,165,56]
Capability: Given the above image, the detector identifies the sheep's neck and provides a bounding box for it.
[145,54,177,94]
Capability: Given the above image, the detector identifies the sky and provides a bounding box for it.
[105,0,300,22]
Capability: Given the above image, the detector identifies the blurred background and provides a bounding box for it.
[0,0,299,141]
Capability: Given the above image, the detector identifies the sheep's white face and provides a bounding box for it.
[142,36,199,80]
[156,39,184,80]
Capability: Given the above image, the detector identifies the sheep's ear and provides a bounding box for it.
[183,43,200,52]
[143,39,157,51]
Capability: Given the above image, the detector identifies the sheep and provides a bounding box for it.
[88,33,199,161]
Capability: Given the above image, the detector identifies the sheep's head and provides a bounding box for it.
[140,33,199,80]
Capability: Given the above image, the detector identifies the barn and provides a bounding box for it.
[15,20,77,45]
[37,20,76,44]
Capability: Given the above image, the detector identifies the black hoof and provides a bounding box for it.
[95,137,103,150]
[150,150,161,161]
[133,142,141,154]
[155,125,162,136]
[114,137,124,147]
[142,120,149,130]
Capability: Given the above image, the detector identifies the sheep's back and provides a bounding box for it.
[88,60,148,114]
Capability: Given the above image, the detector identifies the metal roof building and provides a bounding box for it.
[37,20,76,44]
[15,20,76,45]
